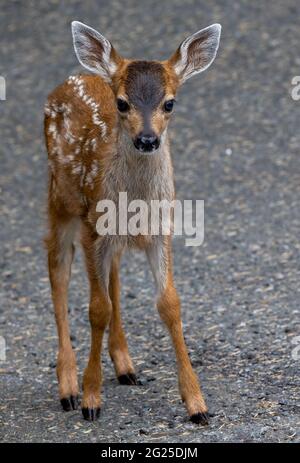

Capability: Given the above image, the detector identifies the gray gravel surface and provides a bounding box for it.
[0,0,300,443]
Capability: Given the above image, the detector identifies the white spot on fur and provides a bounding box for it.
[44,102,51,116]
[67,76,108,142]
[84,159,100,189]
[48,122,58,139]
[63,111,76,144]
[71,162,82,175]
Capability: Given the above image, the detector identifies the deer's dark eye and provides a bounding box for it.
[117,98,130,112]
[163,99,175,113]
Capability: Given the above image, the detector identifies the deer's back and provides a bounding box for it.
[44,75,117,216]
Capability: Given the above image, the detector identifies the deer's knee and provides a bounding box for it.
[157,285,181,327]
[89,295,112,330]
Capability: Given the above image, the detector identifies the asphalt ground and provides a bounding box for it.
[0,0,299,442]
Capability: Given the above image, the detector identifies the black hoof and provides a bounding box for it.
[118,373,138,385]
[60,395,79,412]
[82,407,101,421]
[190,411,209,426]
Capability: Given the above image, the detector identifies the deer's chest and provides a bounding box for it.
[103,153,174,205]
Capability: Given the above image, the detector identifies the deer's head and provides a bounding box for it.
[72,21,221,153]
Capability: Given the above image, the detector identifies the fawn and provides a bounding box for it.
[44,21,221,424]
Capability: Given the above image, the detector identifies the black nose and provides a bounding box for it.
[134,133,160,152]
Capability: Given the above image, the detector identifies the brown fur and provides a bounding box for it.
[45,57,208,422]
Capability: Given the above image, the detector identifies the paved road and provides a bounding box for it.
[1,0,300,443]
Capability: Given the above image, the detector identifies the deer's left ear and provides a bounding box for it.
[71,21,122,83]
[169,24,221,83]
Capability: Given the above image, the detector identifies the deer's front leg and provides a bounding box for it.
[82,281,111,420]
[108,256,137,385]
[81,231,113,421]
[146,237,209,425]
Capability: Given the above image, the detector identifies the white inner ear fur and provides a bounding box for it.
[71,21,117,82]
[174,23,221,82]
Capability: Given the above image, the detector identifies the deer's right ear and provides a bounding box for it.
[71,21,121,83]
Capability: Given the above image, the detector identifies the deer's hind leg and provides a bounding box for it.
[46,206,80,411]
[108,255,137,385]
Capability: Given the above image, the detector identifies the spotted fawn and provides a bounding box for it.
[44,21,221,424]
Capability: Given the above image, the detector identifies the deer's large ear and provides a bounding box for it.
[71,21,121,83]
[169,24,221,83]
